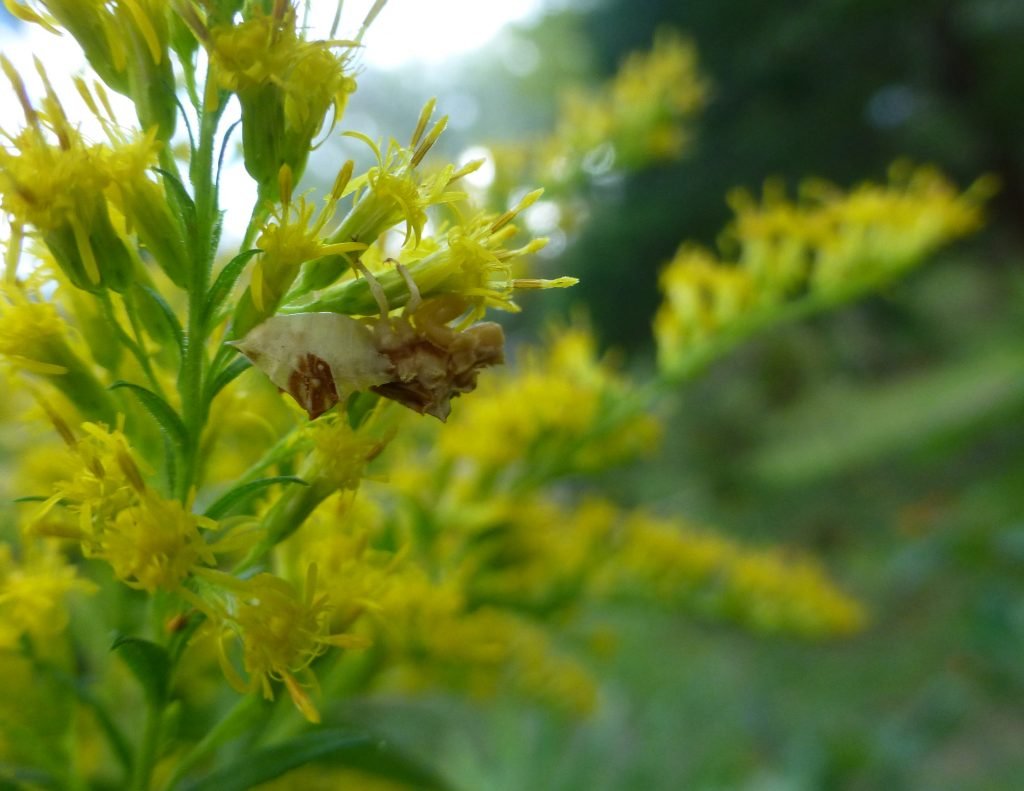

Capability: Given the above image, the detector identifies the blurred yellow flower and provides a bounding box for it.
[655,164,994,377]
[0,543,94,649]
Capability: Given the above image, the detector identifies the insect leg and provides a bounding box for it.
[395,262,422,316]
[353,260,390,319]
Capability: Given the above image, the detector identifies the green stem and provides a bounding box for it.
[241,194,270,251]
[130,701,162,791]
[235,479,332,572]
[229,426,302,487]
[161,694,264,791]
[177,78,224,500]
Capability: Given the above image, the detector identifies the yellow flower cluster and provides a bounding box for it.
[5,0,177,137]
[0,542,94,650]
[307,415,390,492]
[0,2,914,785]
[243,164,366,322]
[34,422,215,592]
[202,566,367,723]
[371,574,597,715]
[438,327,660,473]
[0,277,121,423]
[289,497,597,715]
[654,164,993,378]
[232,105,574,335]
[595,512,866,638]
[0,288,76,376]
[554,29,707,173]
[388,479,863,641]
[303,194,572,321]
[204,3,357,195]
[235,310,866,722]
[0,59,187,291]
[486,30,707,212]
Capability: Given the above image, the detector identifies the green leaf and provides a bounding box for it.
[203,249,260,330]
[155,167,197,271]
[163,433,178,494]
[109,381,189,451]
[181,730,450,791]
[749,342,1024,485]
[203,476,308,520]
[346,390,380,429]
[111,635,171,707]
[206,355,252,401]
[318,735,452,790]
[135,285,185,354]
[155,167,196,224]
[12,495,51,503]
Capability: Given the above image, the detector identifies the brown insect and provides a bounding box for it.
[234,263,504,421]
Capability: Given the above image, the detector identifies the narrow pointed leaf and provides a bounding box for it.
[109,381,189,451]
[206,356,252,401]
[203,249,260,330]
[155,166,196,226]
[181,730,450,791]
[203,476,308,520]
[136,285,185,354]
[111,635,171,707]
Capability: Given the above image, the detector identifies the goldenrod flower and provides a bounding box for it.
[655,164,993,377]
[234,164,367,334]
[555,29,707,172]
[438,327,659,472]
[599,512,867,637]
[653,246,755,352]
[6,0,177,137]
[0,288,78,376]
[204,3,356,196]
[487,30,707,207]
[99,491,216,592]
[299,192,574,320]
[287,104,481,297]
[308,414,389,492]
[0,58,160,292]
[0,543,94,649]
[208,566,367,723]
[365,570,597,714]
[0,268,117,420]
[35,422,218,591]
[38,421,141,542]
